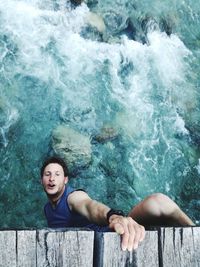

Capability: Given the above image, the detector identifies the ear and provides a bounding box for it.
[64,176,68,184]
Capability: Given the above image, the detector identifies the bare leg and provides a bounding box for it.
[128,193,195,226]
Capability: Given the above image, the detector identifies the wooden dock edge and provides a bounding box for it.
[0,227,199,266]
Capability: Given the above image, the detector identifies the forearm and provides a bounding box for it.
[85,200,110,225]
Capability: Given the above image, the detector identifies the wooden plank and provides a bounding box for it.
[94,231,159,267]
[0,230,17,267]
[17,230,37,267]
[193,227,200,267]
[36,229,94,267]
[136,231,159,267]
[160,227,200,267]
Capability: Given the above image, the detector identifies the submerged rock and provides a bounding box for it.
[52,125,92,173]
[86,12,105,33]
[159,15,176,36]
[70,0,99,9]
[71,0,84,4]
[81,12,105,41]
[70,0,84,8]
[93,126,119,143]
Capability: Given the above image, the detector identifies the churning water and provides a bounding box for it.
[0,0,200,227]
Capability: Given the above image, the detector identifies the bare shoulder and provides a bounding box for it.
[67,190,91,211]
[68,190,90,202]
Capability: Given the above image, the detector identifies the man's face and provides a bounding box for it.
[41,163,68,198]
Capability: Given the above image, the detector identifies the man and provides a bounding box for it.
[41,156,194,251]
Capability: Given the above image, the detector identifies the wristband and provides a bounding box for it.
[106,209,125,223]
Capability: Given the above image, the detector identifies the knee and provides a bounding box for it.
[143,193,178,217]
[148,193,171,204]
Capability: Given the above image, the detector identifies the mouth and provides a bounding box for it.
[47,184,56,189]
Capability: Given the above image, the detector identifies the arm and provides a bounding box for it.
[68,190,145,251]
[68,190,110,224]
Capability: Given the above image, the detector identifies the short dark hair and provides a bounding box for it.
[40,156,69,177]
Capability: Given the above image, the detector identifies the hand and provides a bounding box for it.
[108,215,145,251]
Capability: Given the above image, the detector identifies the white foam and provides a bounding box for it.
[0,0,90,82]
[0,106,19,147]
[0,0,195,161]
[147,30,191,87]
[195,159,200,174]
[174,112,189,135]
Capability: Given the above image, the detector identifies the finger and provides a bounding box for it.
[132,224,146,249]
[126,218,135,251]
[120,220,130,251]
[132,224,142,250]
[126,219,145,251]
[109,218,125,235]
[110,218,129,251]
[139,225,145,242]
[112,222,125,235]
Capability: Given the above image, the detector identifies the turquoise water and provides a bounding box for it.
[0,0,199,227]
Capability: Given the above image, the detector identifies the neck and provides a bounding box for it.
[48,186,66,206]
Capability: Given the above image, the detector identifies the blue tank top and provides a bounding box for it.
[44,186,91,228]
[44,185,112,232]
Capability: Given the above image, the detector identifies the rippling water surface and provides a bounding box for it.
[0,0,200,227]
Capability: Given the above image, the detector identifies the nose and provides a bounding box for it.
[49,174,55,182]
